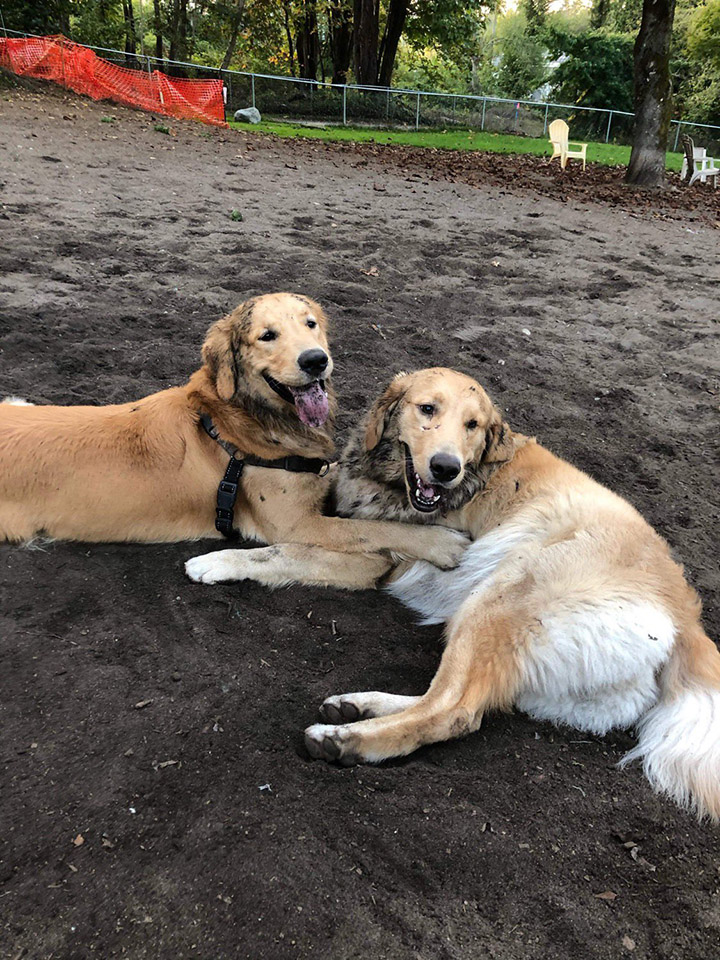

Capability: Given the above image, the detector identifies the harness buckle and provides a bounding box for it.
[217,480,238,512]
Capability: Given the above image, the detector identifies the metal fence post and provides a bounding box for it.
[673,122,681,151]
[605,110,613,143]
[543,103,549,136]
[343,85,347,125]
[481,98,486,131]
[386,88,390,120]
[415,92,420,131]
[251,73,255,109]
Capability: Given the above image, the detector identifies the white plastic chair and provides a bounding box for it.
[681,136,719,188]
[548,118,587,171]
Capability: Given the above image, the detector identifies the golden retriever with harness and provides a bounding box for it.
[0,297,466,569]
[189,367,720,819]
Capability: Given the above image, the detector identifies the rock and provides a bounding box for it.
[234,107,261,124]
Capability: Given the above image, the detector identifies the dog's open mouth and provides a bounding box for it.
[403,445,444,514]
[263,374,329,428]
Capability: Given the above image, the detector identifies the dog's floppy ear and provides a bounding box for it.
[481,413,515,464]
[202,314,238,402]
[364,372,411,451]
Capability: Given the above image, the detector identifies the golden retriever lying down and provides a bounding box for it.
[0,296,466,569]
[189,367,720,819]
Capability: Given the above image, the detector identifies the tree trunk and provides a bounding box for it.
[168,0,189,76]
[329,1,353,85]
[353,0,379,86]
[296,2,320,82]
[590,0,611,29]
[153,0,163,65]
[283,1,297,77]
[220,0,246,70]
[625,0,676,187]
[122,0,137,65]
[377,0,408,88]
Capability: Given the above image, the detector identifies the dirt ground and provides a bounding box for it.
[1,81,719,960]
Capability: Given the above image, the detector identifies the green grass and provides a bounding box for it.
[228,119,683,172]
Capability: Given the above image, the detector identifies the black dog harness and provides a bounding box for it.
[200,413,331,538]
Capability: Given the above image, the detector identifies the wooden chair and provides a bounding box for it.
[548,118,588,171]
[681,135,719,188]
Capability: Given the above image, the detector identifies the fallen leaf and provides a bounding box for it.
[361,266,379,277]
[73,834,85,847]
[134,699,153,709]
[594,890,617,901]
[622,936,636,951]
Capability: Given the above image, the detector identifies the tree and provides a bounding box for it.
[476,12,546,99]
[296,0,322,80]
[350,0,486,88]
[377,0,410,86]
[677,0,720,122]
[546,27,634,111]
[1,0,72,34]
[590,0,611,28]
[625,0,677,186]
[353,0,379,84]
[328,0,353,83]
[220,0,248,70]
[153,0,164,65]
[121,0,137,64]
[521,0,548,36]
[167,0,190,73]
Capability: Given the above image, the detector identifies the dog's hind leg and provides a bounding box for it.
[185,543,392,589]
[0,504,38,543]
[305,594,524,764]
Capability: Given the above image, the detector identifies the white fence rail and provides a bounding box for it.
[3,27,719,151]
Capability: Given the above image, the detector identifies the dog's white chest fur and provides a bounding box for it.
[388,520,676,735]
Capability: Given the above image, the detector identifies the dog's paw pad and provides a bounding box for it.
[304,724,359,765]
[320,696,361,723]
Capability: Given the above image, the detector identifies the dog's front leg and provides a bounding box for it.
[185,544,392,589]
[285,516,469,570]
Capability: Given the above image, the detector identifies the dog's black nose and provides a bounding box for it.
[298,349,328,377]
[430,454,461,484]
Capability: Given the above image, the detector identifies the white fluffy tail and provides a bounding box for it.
[621,682,720,820]
[2,396,33,406]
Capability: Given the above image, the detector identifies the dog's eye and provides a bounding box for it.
[419,404,435,416]
[306,319,317,329]
[259,330,277,342]
[466,419,478,430]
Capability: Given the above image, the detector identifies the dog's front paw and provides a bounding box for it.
[425,527,471,569]
[185,550,245,584]
[304,723,361,765]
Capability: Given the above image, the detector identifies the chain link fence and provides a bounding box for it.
[4,28,720,154]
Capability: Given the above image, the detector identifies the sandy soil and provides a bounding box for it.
[1,81,719,960]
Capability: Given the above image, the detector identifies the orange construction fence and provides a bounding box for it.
[0,35,227,127]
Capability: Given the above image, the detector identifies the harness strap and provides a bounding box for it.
[215,455,244,540]
[199,412,332,539]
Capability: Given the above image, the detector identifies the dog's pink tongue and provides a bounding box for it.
[418,477,438,499]
[290,382,329,428]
